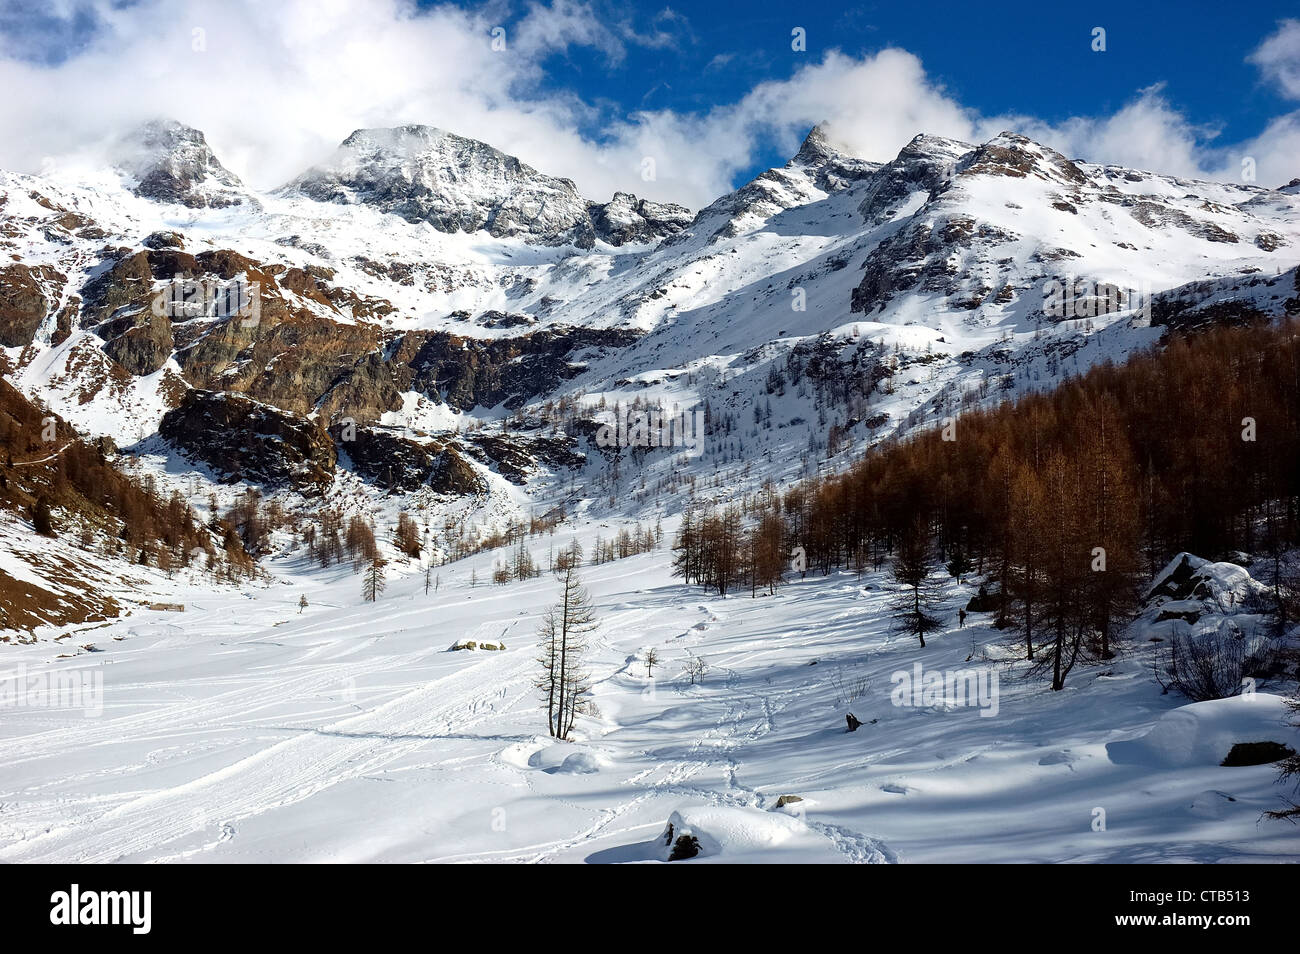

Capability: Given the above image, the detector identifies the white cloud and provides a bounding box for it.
[1014,85,1219,179]
[1249,18,1300,100]
[0,0,1296,207]
[737,49,984,161]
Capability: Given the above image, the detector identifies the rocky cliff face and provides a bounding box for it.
[0,263,64,347]
[281,125,689,248]
[159,390,337,491]
[112,120,249,209]
[328,423,486,496]
[389,326,640,411]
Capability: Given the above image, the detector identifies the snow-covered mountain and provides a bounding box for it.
[2,118,1298,553]
[3,118,1300,867]
[111,119,252,210]
[280,124,691,247]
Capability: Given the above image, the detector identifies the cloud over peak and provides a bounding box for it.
[0,1,1296,207]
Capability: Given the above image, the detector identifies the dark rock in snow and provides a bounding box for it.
[159,389,336,491]
[113,120,248,209]
[330,423,485,496]
[142,230,186,250]
[1220,741,1296,767]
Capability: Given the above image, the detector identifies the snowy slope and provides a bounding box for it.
[1,535,1296,863]
[2,117,1299,631]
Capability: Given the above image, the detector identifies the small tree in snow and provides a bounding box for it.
[362,557,387,603]
[684,654,708,685]
[890,518,943,648]
[534,564,597,740]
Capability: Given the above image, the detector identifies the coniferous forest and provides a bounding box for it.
[675,318,1300,691]
[4,0,1300,878]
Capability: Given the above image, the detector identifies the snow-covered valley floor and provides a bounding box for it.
[1,544,1297,864]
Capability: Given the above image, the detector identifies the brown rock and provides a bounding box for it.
[0,263,64,347]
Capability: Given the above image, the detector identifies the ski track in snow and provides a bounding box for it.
[2,545,1296,863]
[0,643,539,863]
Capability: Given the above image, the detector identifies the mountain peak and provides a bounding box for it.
[793,122,838,162]
[283,124,687,248]
[112,119,246,208]
[959,130,1088,186]
[786,122,879,191]
[344,123,444,143]
[337,125,485,161]
[897,133,974,164]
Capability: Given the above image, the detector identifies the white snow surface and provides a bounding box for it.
[4,124,1300,864]
[1,537,1296,864]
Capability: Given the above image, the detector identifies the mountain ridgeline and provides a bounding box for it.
[0,115,1297,632]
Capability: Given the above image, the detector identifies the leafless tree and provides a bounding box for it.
[535,564,598,739]
[684,654,708,685]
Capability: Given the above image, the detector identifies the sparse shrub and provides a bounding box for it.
[829,661,870,706]
[1156,619,1254,701]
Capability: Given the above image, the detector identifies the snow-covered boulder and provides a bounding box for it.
[1106,693,1298,768]
[507,743,610,774]
[658,805,840,863]
[1145,553,1269,614]
[1138,553,1281,698]
[555,752,602,775]
[449,639,505,651]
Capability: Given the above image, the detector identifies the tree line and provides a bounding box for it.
[674,317,1300,690]
[0,379,245,577]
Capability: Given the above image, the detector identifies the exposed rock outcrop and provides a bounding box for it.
[390,326,639,411]
[282,125,690,248]
[0,263,63,347]
[113,120,248,209]
[589,192,692,246]
[159,389,336,491]
[329,423,485,495]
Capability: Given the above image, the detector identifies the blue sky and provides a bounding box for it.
[0,1,1296,204]
[492,0,1300,183]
